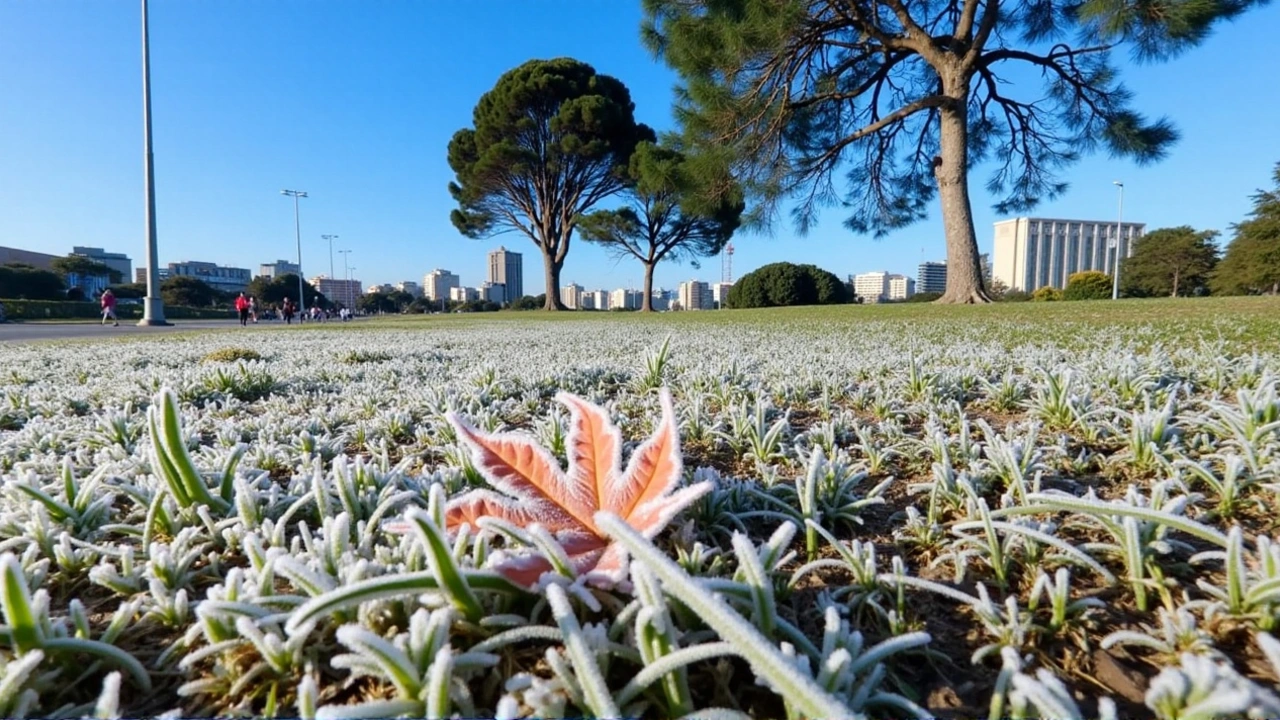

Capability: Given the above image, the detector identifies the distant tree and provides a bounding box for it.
[579,141,744,311]
[108,283,148,299]
[246,274,327,308]
[65,287,86,301]
[0,264,65,300]
[1212,163,1280,296]
[1062,271,1113,300]
[1001,290,1032,302]
[727,262,849,308]
[1031,286,1062,302]
[161,276,218,307]
[509,295,541,310]
[1121,226,1220,297]
[448,58,653,310]
[51,256,122,285]
[642,0,1261,304]
[987,278,1010,300]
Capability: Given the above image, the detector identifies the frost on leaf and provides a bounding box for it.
[399,388,710,590]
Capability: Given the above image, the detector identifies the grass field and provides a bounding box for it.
[2,296,1279,719]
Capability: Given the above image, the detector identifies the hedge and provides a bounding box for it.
[0,299,230,321]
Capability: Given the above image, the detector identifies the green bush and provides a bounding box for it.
[1000,290,1032,302]
[201,348,264,364]
[0,299,229,321]
[1063,271,1113,301]
[1031,286,1063,302]
[727,262,850,308]
[906,292,943,303]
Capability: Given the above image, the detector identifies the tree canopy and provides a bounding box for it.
[726,262,849,308]
[1213,163,1280,296]
[1122,226,1220,297]
[161,277,220,308]
[0,264,65,300]
[245,274,328,308]
[641,0,1260,304]
[578,140,744,311]
[51,256,122,285]
[448,58,653,310]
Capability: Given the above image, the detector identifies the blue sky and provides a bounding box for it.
[2,1,1277,295]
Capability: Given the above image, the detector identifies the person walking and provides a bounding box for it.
[100,288,118,326]
[248,296,258,324]
[235,292,250,326]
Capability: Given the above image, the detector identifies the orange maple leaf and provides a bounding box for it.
[435,388,710,589]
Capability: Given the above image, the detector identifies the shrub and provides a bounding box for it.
[1063,271,1113,301]
[1001,290,1032,302]
[906,292,943,303]
[727,262,849,308]
[201,348,263,364]
[0,299,229,321]
[1032,286,1063,302]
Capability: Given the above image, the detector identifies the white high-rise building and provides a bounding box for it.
[678,280,712,311]
[711,282,733,308]
[854,271,891,303]
[561,283,583,309]
[487,246,523,303]
[582,290,609,310]
[396,281,422,297]
[609,288,644,310]
[424,269,460,301]
[993,217,1145,292]
[888,275,915,300]
[450,286,479,303]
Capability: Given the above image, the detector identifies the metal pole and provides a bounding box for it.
[282,190,307,309]
[338,249,352,308]
[1112,180,1124,300]
[322,234,338,282]
[138,0,169,326]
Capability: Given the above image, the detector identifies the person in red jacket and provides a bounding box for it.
[235,292,250,326]
[100,288,118,327]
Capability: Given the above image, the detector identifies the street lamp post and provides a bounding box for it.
[321,234,339,282]
[138,0,169,326]
[338,249,352,307]
[282,190,307,309]
[1112,181,1125,300]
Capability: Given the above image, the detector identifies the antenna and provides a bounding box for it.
[721,243,735,283]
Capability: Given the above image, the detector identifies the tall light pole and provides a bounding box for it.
[282,190,307,308]
[138,0,169,326]
[321,234,339,281]
[338,249,352,307]
[1111,180,1124,300]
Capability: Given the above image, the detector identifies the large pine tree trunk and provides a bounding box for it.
[934,84,991,305]
[542,252,567,311]
[641,261,655,312]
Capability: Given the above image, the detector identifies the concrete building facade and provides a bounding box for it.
[450,286,479,303]
[854,271,891,303]
[678,280,713,310]
[993,217,1145,292]
[71,247,132,280]
[396,281,421,297]
[423,269,460,302]
[168,261,251,293]
[312,276,363,309]
[917,262,947,294]
[487,246,523,303]
[889,275,916,301]
[259,260,301,278]
[560,284,583,309]
[0,246,59,271]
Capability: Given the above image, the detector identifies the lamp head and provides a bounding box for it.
[1113,181,1123,188]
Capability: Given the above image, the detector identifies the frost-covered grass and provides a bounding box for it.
[2,297,1280,719]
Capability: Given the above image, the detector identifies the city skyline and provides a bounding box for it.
[0,2,1276,296]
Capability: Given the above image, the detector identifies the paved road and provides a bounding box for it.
[0,319,252,344]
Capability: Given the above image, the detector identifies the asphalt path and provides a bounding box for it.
[0,318,261,344]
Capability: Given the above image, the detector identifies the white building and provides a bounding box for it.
[259,260,301,279]
[581,289,609,310]
[853,271,891,303]
[396,281,422,297]
[993,217,1145,292]
[424,269,460,301]
[367,284,394,295]
[168,261,252,293]
[917,262,947,294]
[311,276,363,309]
[71,246,131,280]
[450,286,479,303]
[678,280,713,311]
[888,275,915,300]
[561,283,583,309]
[487,247,523,303]
[609,288,644,310]
[711,282,733,308]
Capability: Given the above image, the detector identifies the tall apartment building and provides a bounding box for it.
[259,260,301,278]
[396,281,422,297]
[678,280,713,310]
[311,276,363,308]
[168,261,251,293]
[609,288,644,310]
[853,271,891,303]
[710,282,733,308]
[423,269,460,301]
[71,246,132,280]
[993,217,1145,292]
[581,289,609,310]
[889,275,916,300]
[917,262,947,294]
[487,246,523,303]
[650,290,671,312]
[560,283,583,309]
